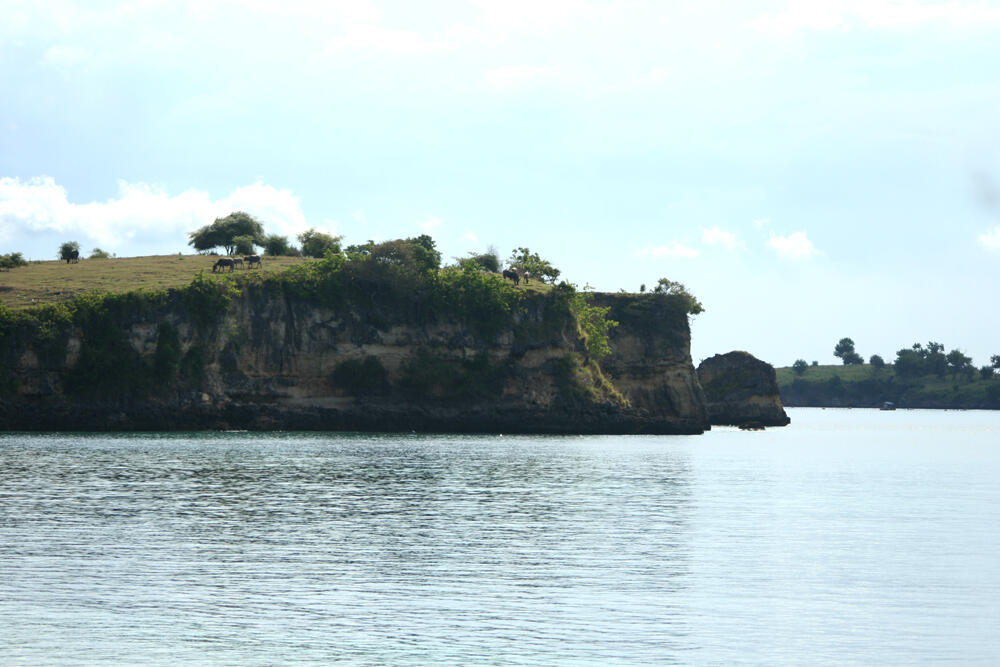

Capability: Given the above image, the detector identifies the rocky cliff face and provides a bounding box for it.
[696,351,790,427]
[0,285,711,434]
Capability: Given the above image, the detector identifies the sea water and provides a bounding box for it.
[1,408,998,665]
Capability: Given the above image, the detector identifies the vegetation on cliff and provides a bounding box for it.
[0,230,707,425]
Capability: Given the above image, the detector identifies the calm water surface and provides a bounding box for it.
[1,408,998,665]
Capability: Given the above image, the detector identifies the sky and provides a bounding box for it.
[2,0,999,367]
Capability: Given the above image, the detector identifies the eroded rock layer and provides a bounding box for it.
[697,351,791,427]
[0,287,711,434]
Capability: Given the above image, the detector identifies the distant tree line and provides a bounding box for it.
[792,337,998,380]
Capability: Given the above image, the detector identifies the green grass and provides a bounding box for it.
[0,254,311,309]
[776,364,888,384]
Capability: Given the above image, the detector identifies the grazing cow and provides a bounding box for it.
[522,271,531,285]
[244,254,261,269]
[502,268,520,286]
[213,258,235,273]
[66,249,79,264]
[232,257,244,270]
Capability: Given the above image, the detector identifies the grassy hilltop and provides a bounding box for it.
[0,254,312,310]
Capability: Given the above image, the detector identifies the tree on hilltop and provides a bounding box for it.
[298,229,342,258]
[262,234,297,256]
[189,212,265,255]
[792,359,809,375]
[58,241,80,262]
[507,247,560,284]
[833,337,864,365]
[653,278,704,315]
[946,349,973,378]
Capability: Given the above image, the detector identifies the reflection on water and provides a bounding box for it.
[1,411,999,664]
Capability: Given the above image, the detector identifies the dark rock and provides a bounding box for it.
[697,351,791,427]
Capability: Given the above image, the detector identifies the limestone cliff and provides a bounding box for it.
[0,279,710,434]
[696,351,790,427]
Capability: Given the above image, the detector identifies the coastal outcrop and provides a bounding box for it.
[0,273,711,434]
[697,351,791,427]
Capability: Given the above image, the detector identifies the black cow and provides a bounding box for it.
[244,254,261,269]
[502,268,520,286]
[66,249,79,264]
[213,258,235,273]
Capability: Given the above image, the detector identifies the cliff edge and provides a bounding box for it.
[0,269,711,434]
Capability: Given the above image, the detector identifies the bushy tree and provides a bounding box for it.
[894,347,924,378]
[792,359,809,375]
[834,337,863,365]
[981,366,995,380]
[508,247,561,283]
[465,247,501,273]
[262,234,295,256]
[189,211,265,255]
[0,252,27,271]
[402,234,441,272]
[991,355,1000,370]
[89,248,111,259]
[924,342,947,377]
[232,235,256,255]
[371,236,441,273]
[59,241,80,261]
[653,278,704,315]
[869,354,885,370]
[946,349,973,377]
[298,229,343,258]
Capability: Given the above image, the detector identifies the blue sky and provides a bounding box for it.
[2,0,999,367]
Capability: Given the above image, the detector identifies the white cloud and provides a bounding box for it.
[323,24,454,54]
[636,242,699,258]
[472,0,602,32]
[0,176,309,253]
[768,231,818,259]
[978,225,1000,250]
[421,216,443,233]
[464,231,480,245]
[702,226,741,250]
[753,0,1000,34]
[484,65,561,91]
[41,45,90,67]
[753,217,771,230]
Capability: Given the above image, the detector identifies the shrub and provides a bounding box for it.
[0,252,28,270]
[262,234,295,256]
[59,241,80,261]
[298,229,342,258]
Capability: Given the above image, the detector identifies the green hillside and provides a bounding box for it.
[776,364,1000,409]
